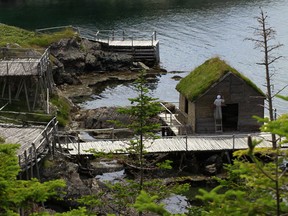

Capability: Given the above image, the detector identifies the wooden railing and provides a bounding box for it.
[18,117,59,179]
[78,28,158,46]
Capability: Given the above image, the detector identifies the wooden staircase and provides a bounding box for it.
[109,45,159,65]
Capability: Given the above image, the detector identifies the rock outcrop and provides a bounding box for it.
[49,38,139,85]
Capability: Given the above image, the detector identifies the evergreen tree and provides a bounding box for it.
[0,143,66,215]
[115,70,163,190]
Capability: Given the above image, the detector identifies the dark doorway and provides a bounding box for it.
[222,104,238,131]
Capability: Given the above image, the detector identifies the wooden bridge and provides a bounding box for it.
[63,133,274,155]
[36,26,160,65]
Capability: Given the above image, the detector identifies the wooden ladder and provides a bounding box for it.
[215,119,223,133]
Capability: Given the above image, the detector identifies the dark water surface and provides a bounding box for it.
[1,0,287,113]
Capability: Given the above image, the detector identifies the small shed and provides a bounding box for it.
[176,57,265,134]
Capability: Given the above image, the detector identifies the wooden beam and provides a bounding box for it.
[23,80,31,112]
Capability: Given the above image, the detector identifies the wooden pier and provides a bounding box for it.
[77,27,160,65]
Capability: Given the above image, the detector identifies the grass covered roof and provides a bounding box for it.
[176,57,264,101]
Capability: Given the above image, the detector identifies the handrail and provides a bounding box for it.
[35,25,75,33]
[159,102,182,126]
[32,116,57,144]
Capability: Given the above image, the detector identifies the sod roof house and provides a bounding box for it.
[176,57,265,134]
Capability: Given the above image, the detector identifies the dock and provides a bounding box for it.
[77,27,160,65]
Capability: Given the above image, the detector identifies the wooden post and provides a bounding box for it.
[23,80,31,111]
[46,88,49,114]
[53,117,62,152]
[1,77,6,98]
[18,155,22,180]
[24,150,29,179]
[77,134,80,155]
[32,81,39,110]
[15,78,24,99]
[44,129,53,159]
[32,143,40,179]
[185,135,188,151]
[29,147,33,179]
[8,82,11,104]
[232,134,235,150]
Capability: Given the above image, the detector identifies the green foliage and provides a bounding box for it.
[50,94,72,126]
[197,156,288,215]
[0,110,53,125]
[134,190,172,216]
[260,114,288,144]
[54,207,88,216]
[0,136,5,143]
[176,57,264,101]
[0,23,76,48]
[157,160,173,169]
[0,144,66,215]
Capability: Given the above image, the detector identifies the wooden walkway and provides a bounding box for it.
[0,117,58,171]
[63,133,275,155]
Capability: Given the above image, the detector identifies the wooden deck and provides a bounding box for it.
[63,133,275,155]
[0,48,50,77]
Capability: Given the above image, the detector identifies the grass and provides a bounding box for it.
[0,23,76,48]
[50,94,72,127]
[0,99,54,124]
[176,57,264,101]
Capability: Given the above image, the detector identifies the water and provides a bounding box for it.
[0,0,287,113]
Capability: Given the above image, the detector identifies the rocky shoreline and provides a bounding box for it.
[40,37,225,214]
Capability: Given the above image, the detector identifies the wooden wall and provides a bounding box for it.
[179,73,264,134]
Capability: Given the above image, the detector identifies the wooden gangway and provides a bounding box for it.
[63,133,275,155]
[0,117,59,178]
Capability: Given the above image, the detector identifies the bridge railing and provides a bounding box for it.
[77,27,157,46]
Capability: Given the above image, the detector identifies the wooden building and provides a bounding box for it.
[176,57,265,134]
